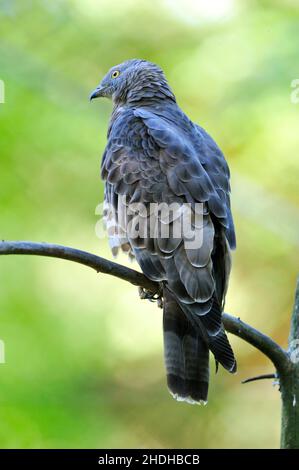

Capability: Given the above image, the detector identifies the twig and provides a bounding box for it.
[242,373,277,384]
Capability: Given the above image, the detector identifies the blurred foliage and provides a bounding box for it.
[0,0,299,448]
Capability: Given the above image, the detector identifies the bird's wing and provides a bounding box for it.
[101,107,236,372]
[193,123,236,250]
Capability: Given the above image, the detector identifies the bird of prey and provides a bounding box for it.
[90,59,236,405]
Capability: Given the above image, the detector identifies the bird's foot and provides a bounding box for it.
[138,286,163,308]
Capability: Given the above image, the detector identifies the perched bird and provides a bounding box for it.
[90,59,236,404]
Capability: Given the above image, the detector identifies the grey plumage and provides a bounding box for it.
[90,59,236,404]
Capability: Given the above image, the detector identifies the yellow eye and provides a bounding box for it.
[111,70,120,79]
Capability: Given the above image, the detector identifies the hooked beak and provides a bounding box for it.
[89,85,106,101]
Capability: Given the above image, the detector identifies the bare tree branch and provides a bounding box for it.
[0,240,159,293]
[222,313,289,372]
[281,277,299,449]
[0,240,289,372]
[1,240,298,448]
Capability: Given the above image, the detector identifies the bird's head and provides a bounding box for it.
[90,59,175,105]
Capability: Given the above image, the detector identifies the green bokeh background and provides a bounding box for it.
[0,0,298,448]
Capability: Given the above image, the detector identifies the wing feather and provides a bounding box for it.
[101,105,236,371]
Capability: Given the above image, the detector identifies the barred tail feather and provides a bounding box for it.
[209,328,237,373]
[163,288,209,404]
[198,299,237,374]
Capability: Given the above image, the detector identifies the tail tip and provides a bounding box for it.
[170,391,208,406]
[167,374,209,406]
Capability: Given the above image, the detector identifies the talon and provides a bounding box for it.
[138,286,163,306]
[138,287,148,300]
